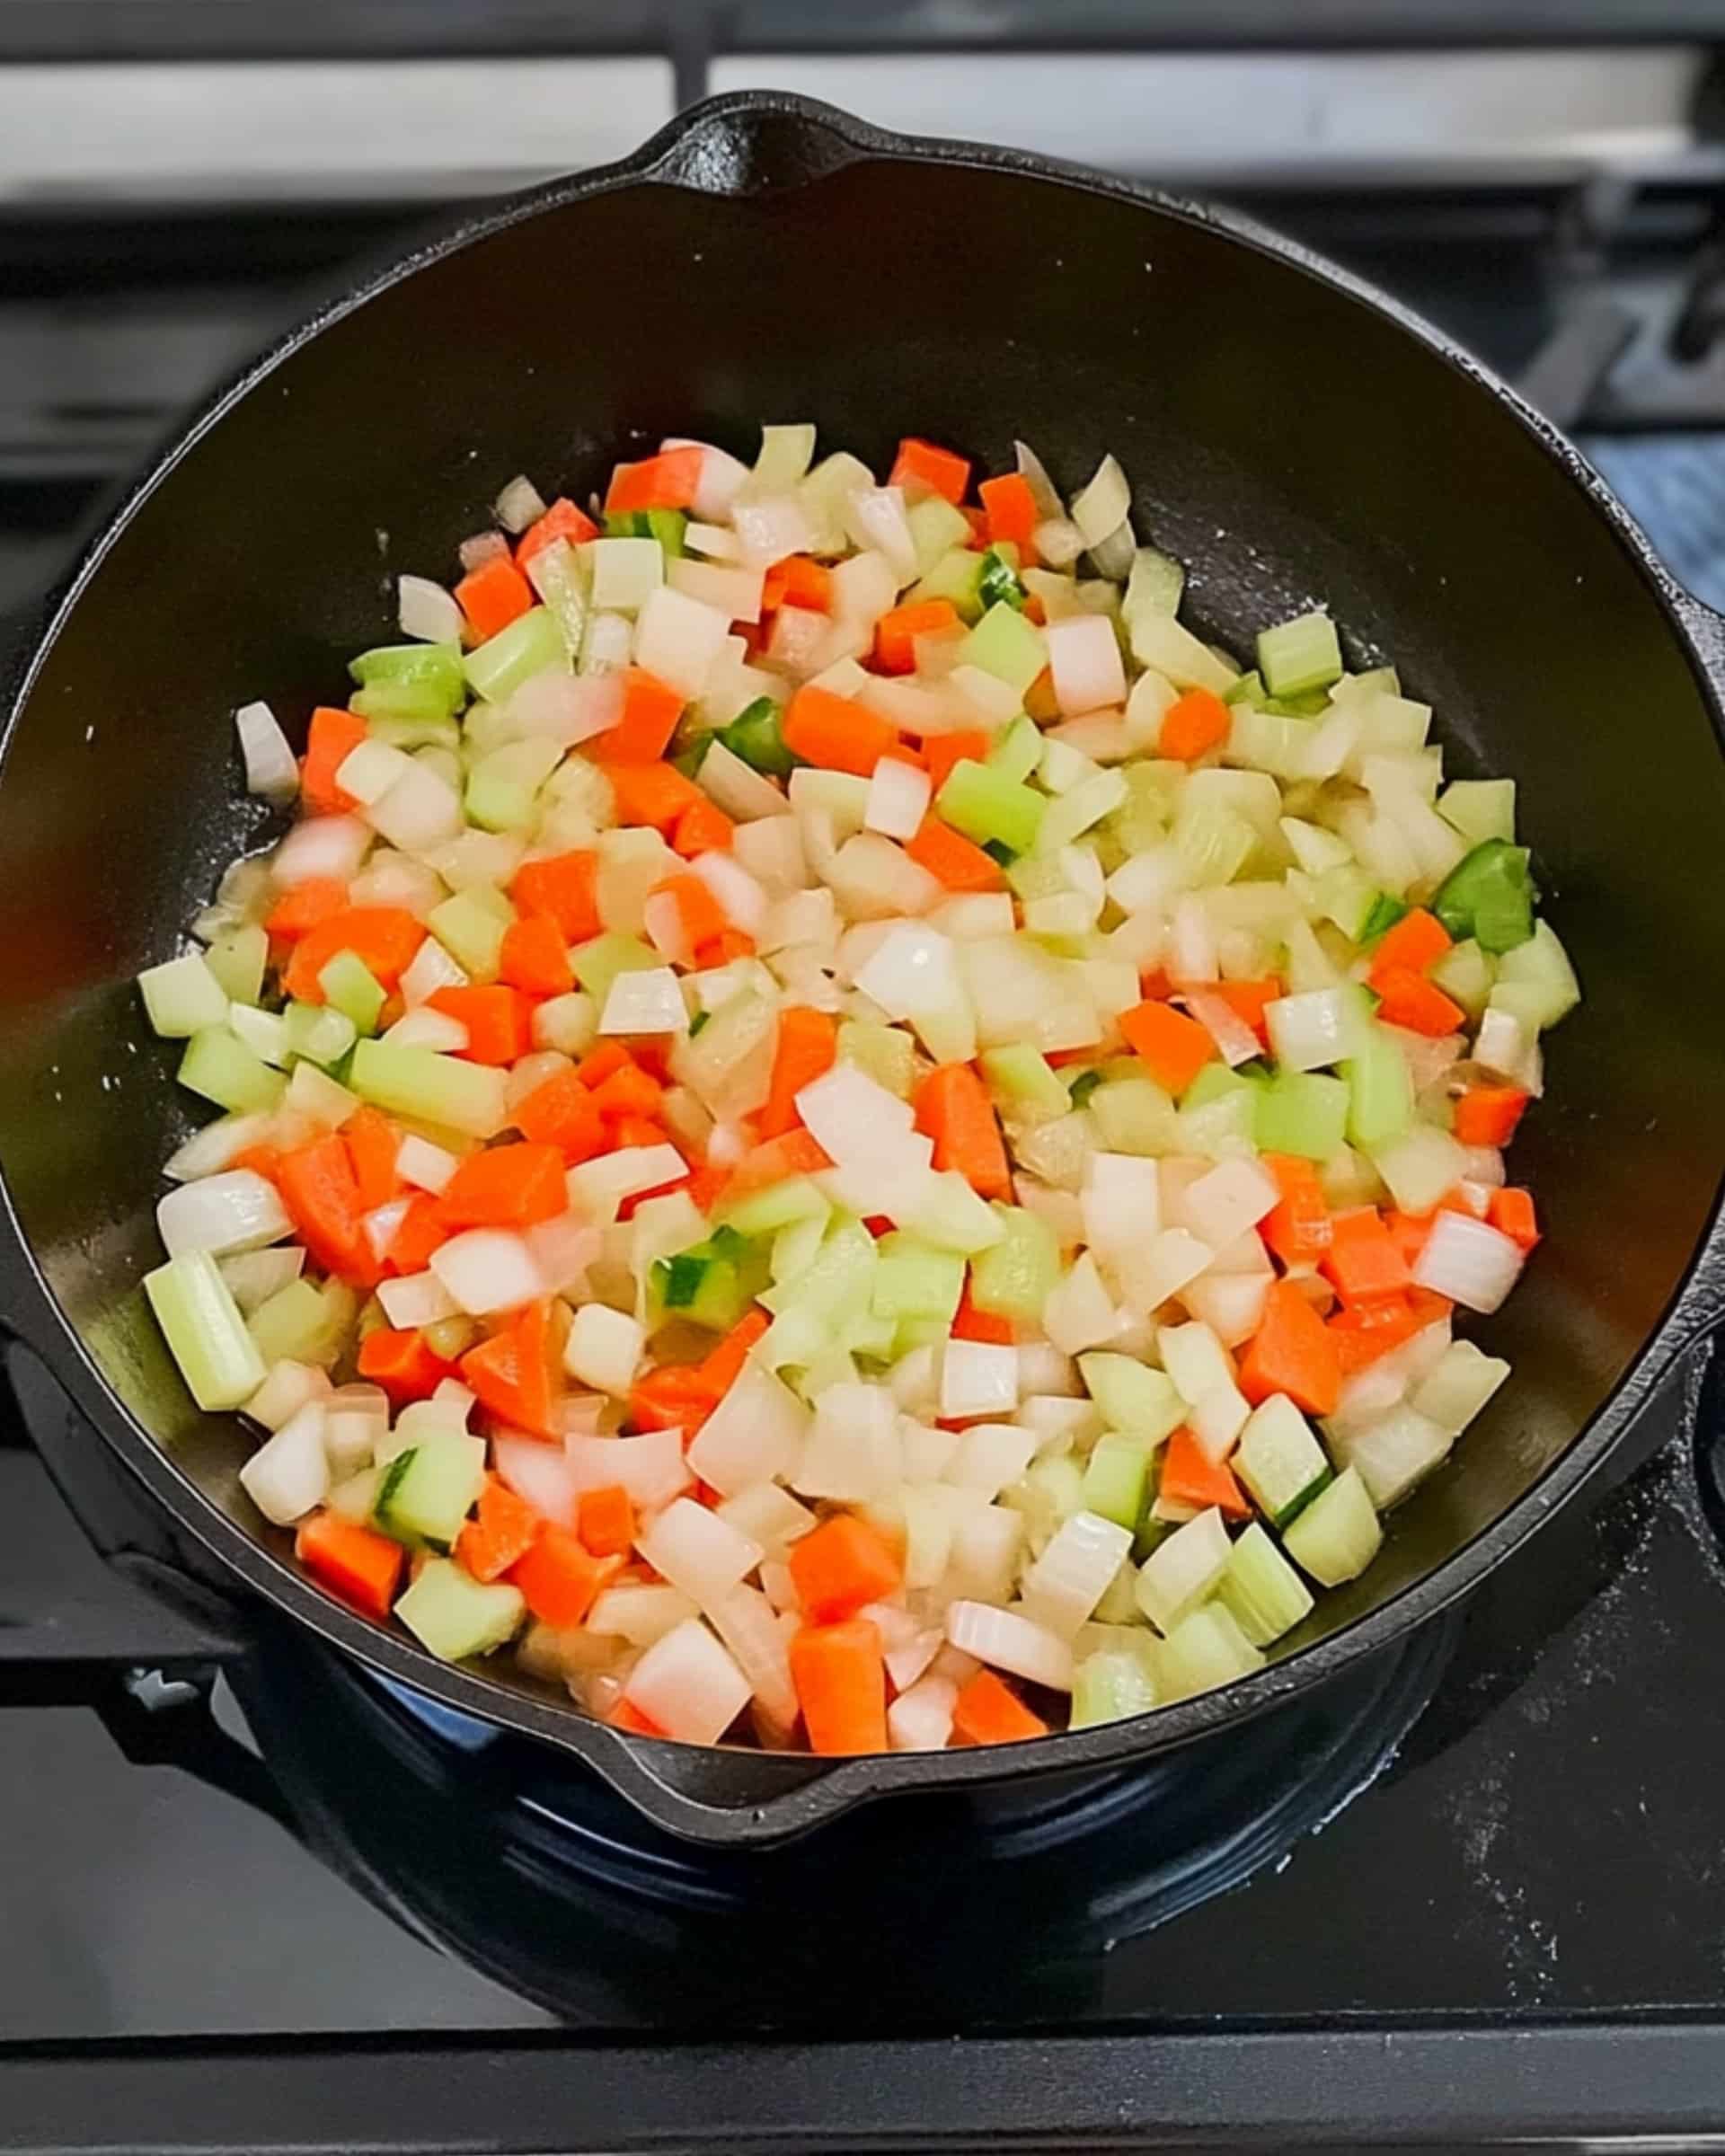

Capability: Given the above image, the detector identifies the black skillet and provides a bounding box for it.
[1,92,1721,1847]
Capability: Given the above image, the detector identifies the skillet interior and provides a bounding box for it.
[1,115,1721,1766]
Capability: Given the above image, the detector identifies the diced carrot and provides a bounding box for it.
[512,1065,605,1162]
[1021,593,1048,627]
[1214,976,1283,1045]
[904,812,1004,892]
[781,684,898,777]
[1261,1153,1332,1263]
[960,505,990,549]
[694,929,756,968]
[915,1062,1011,1199]
[1321,1207,1413,1305]
[1438,1182,1492,1221]
[357,1326,452,1406]
[1454,1084,1531,1149]
[1328,1293,1449,1375]
[440,1143,567,1231]
[779,554,833,611]
[685,1162,730,1217]
[586,667,686,766]
[757,1007,838,1140]
[789,1514,903,1624]
[605,446,703,514]
[301,706,369,814]
[923,728,990,796]
[428,984,531,1065]
[589,1061,663,1122]
[509,1525,608,1628]
[295,1510,404,1622]
[874,597,960,676]
[608,760,703,832]
[343,1105,401,1212]
[720,1127,834,1203]
[461,1299,561,1438]
[576,1041,634,1089]
[697,1308,770,1393]
[1119,998,1216,1095]
[1368,907,1452,980]
[1384,1210,1431,1268]
[889,436,971,504]
[264,876,348,941]
[1489,1186,1541,1250]
[1158,1426,1252,1519]
[628,1363,721,1436]
[277,1133,374,1284]
[499,914,574,996]
[455,553,534,642]
[577,1484,636,1559]
[951,1668,1048,1745]
[456,1477,544,1583]
[789,1618,887,1754]
[1239,1279,1342,1417]
[670,797,735,858]
[229,1143,282,1185]
[514,496,597,568]
[611,1696,665,1737]
[511,849,601,941]
[650,870,729,951]
[1158,687,1232,763]
[1372,967,1466,1038]
[387,1194,451,1275]
[978,472,1039,555]
[952,1283,1014,1345]
[282,906,425,1003]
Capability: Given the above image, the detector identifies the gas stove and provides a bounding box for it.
[8,15,1725,2152]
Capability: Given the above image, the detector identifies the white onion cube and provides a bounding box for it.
[624,1618,752,1745]
[562,1303,645,1396]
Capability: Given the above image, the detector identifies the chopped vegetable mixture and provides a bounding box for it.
[137,428,1579,1754]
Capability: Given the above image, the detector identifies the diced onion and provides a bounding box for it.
[1071,453,1132,549]
[156,1170,290,1259]
[865,755,932,841]
[1021,1510,1135,1637]
[493,473,547,534]
[397,574,464,644]
[636,1498,764,1607]
[234,701,298,802]
[598,966,688,1036]
[686,1363,809,1497]
[624,1619,752,1746]
[566,1428,692,1509]
[429,1228,545,1317]
[270,813,371,888]
[945,1599,1073,1692]
[493,1431,579,1524]
[239,1401,330,1527]
[1411,1209,1525,1313]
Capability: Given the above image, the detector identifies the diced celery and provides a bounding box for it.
[1234,1393,1331,1528]
[907,495,972,576]
[718,695,797,776]
[1313,865,1380,941]
[1159,1602,1265,1700]
[465,738,560,832]
[462,608,566,703]
[1253,1070,1349,1161]
[1282,1465,1382,1586]
[1083,1435,1152,1531]
[977,547,1029,614]
[1135,1507,1233,1631]
[605,507,686,556]
[569,931,659,1011]
[282,1000,358,1071]
[1368,1124,1467,1215]
[1429,937,1496,1020]
[1090,1074,1182,1155]
[987,715,1043,785]
[246,1277,338,1368]
[1342,1026,1413,1149]
[1257,611,1342,699]
[936,760,1046,855]
[395,1558,524,1661]
[1492,920,1579,1029]
[1438,778,1515,846]
[1216,1521,1315,1646]
[838,1018,916,1099]
[1181,1064,1253,1113]
[429,886,511,980]
[1411,1339,1510,1438]
[956,600,1048,695]
[350,640,466,713]
[654,1224,768,1331]
[719,1175,830,1238]
[349,1038,508,1138]
[969,1204,1060,1321]
[1225,668,1266,707]
[525,535,588,658]
[980,1043,1071,1120]
[177,1027,285,1115]
[139,952,229,1038]
[374,1430,487,1551]
[1125,545,1185,620]
[1070,1647,1161,1727]
[1034,769,1128,856]
[351,683,463,735]
[911,545,989,623]
[144,1250,268,1411]
[871,1233,966,1323]
[533,991,598,1057]
[317,951,385,1036]
[204,925,269,1008]
[1079,1353,1186,1445]
[1432,839,1535,954]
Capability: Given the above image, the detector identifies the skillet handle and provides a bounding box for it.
[576,1717,895,1848]
[635,89,900,199]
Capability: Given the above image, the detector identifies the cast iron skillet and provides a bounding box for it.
[1,91,1722,1848]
